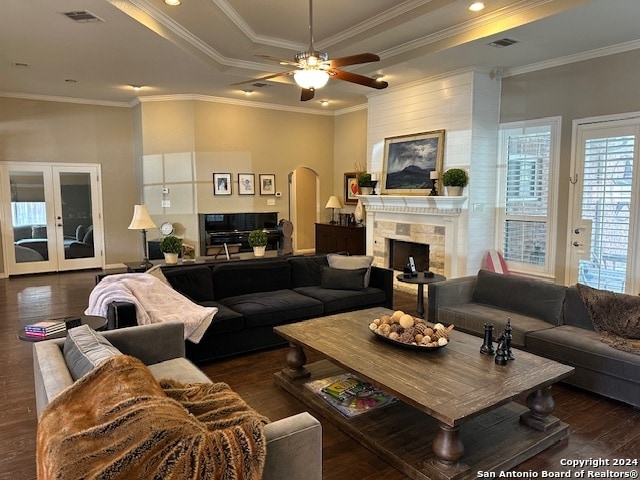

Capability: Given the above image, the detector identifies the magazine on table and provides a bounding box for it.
[304,374,397,418]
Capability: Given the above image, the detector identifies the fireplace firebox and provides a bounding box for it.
[389,240,430,272]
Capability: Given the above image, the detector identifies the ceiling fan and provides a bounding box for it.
[232,0,389,101]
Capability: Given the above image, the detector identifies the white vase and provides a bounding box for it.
[445,186,463,196]
[354,199,364,223]
[253,246,266,257]
[163,252,179,264]
[359,186,373,195]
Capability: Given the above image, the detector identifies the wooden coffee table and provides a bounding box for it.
[274,307,574,480]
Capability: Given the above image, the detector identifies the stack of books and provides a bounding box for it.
[24,321,66,338]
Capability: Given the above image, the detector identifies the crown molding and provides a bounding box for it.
[137,93,334,115]
[334,104,368,116]
[505,39,640,77]
[0,92,130,108]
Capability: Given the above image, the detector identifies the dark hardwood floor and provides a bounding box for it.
[1,269,638,479]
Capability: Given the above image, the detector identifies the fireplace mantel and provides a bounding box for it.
[358,195,466,215]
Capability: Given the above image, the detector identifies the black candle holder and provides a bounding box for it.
[429,179,438,196]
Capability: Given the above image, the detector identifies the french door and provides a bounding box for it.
[567,118,640,294]
[1,163,104,275]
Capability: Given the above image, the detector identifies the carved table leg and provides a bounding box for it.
[281,343,310,380]
[520,386,560,431]
[432,423,464,466]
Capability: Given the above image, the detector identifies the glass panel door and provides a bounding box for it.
[1,163,103,275]
[568,123,638,293]
[52,166,103,271]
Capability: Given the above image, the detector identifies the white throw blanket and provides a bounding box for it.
[85,273,217,343]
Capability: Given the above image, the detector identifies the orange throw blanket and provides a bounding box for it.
[37,355,268,480]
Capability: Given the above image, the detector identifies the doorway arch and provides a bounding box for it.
[289,167,319,254]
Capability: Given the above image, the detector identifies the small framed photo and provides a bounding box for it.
[238,173,255,195]
[259,174,276,195]
[344,172,359,205]
[213,173,232,195]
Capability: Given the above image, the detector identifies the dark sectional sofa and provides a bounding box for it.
[428,269,640,408]
[104,254,393,363]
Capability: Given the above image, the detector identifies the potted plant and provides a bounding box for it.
[357,172,376,195]
[441,168,468,196]
[159,235,182,264]
[248,229,268,257]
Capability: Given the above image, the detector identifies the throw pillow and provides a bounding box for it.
[327,253,374,287]
[576,283,640,354]
[145,265,170,286]
[63,324,122,380]
[320,266,367,290]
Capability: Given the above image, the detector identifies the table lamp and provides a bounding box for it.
[128,204,156,268]
[325,195,344,224]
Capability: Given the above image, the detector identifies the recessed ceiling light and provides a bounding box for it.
[320,100,329,107]
[469,2,485,12]
[243,89,254,96]
[65,79,77,83]
[164,0,181,5]
[131,85,143,91]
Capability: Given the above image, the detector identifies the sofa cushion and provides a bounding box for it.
[294,286,386,314]
[320,266,367,290]
[63,324,123,380]
[562,286,594,330]
[147,357,212,383]
[437,303,556,347]
[213,259,291,299]
[288,255,329,287]
[471,269,566,326]
[198,300,245,335]
[163,266,215,302]
[219,290,323,328]
[327,254,374,287]
[526,325,640,384]
[145,265,171,286]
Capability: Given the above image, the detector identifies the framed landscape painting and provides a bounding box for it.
[238,173,255,195]
[381,130,445,195]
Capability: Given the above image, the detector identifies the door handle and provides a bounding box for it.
[57,223,63,227]
[573,241,583,247]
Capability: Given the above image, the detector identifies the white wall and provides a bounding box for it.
[366,69,500,275]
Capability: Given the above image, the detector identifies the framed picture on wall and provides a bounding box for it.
[381,129,445,195]
[259,174,276,195]
[238,173,255,195]
[344,172,359,204]
[213,173,232,195]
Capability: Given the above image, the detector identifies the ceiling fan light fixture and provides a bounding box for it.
[164,0,181,6]
[468,2,485,11]
[294,69,329,90]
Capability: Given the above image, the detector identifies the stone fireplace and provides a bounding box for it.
[359,195,467,291]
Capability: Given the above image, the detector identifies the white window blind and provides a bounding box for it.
[498,118,560,276]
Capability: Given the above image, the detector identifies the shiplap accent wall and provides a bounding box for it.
[366,69,500,276]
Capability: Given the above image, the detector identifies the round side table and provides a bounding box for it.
[396,273,446,319]
[18,315,107,342]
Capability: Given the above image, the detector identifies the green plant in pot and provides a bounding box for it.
[159,235,182,264]
[357,172,376,195]
[248,229,268,257]
[441,168,468,196]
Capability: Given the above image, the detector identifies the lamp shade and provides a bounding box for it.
[325,195,344,209]
[128,204,156,230]
[294,69,330,90]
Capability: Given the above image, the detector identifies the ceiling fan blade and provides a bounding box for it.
[330,69,388,89]
[301,88,315,101]
[230,70,296,86]
[327,53,380,68]
[256,54,300,67]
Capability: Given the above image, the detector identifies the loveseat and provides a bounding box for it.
[428,269,640,408]
[33,322,323,479]
[102,254,393,363]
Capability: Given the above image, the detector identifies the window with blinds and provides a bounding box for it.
[497,118,560,276]
[578,135,633,292]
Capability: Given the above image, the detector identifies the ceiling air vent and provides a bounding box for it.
[251,82,271,88]
[487,38,519,48]
[63,11,104,23]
